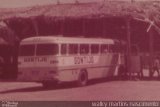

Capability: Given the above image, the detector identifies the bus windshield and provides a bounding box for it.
[19,44,35,56]
[36,44,58,56]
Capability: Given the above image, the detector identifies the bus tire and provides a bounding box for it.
[42,82,58,88]
[77,70,88,87]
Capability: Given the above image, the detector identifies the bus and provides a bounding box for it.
[17,36,126,87]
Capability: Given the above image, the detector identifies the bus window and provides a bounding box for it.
[101,44,108,53]
[19,44,35,56]
[61,44,67,55]
[69,44,78,54]
[91,44,99,54]
[36,44,59,55]
[80,44,89,54]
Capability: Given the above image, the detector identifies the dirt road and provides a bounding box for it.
[0,80,160,101]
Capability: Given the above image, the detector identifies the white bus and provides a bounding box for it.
[17,36,126,87]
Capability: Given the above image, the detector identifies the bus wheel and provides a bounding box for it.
[77,70,88,87]
[42,82,57,88]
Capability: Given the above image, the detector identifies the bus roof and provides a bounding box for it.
[20,36,117,44]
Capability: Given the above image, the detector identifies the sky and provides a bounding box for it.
[0,0,101,8]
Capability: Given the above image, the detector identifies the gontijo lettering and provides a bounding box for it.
[24,57,47,62]
[74,56,94,64]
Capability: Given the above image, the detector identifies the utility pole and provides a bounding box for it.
[147,22,154,78]
[126,17,132,80]
[149,27,154,78]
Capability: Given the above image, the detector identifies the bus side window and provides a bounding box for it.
[19,44,35,56]
[69,44,78,55]
[61,44,67,55]
[80,44,89,54]
[91,44,99,54]
[101,44,108,54]
[36,44,59,55]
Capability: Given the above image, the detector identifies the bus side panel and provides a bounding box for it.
[87,54,119,79]
[57,54,119,81]
[57,69,79,82]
